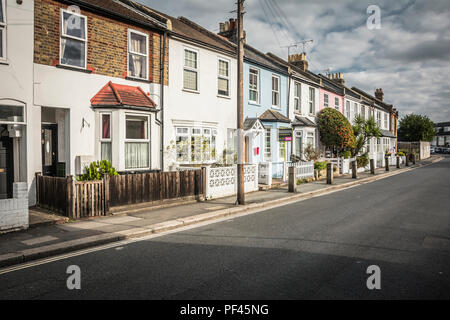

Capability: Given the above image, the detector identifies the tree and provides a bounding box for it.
[318,108,356,154]
[398,114,436,142]
[352,115,382,157]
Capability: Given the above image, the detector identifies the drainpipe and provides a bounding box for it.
[287,71,293,158]
[158,31,167,171]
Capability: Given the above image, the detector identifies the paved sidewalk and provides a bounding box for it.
[0,156,442,268]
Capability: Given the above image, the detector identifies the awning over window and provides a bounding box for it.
[380,129,396,138]
[292,116,316,127]
[90,81,157,109]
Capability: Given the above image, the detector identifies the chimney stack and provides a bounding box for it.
[288,52,308,71]
[375,88,384,101]
[329,72,345,85]
[218,18,245,44]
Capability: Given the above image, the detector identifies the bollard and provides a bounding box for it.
[352,160,358,179]
[288,166,296,193]
[326,163,334,184]
[412,154,416,165]
[370,159,375,174]
[385,156,390,171]
[405,155,409,166]
[396,156,400,169]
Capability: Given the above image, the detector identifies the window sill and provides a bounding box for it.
[0,59,9,66]
[217,94,231,100]
[248,101,260,106]
[56,64,92,73]
[126,76,151,83]
[182,88,200,94]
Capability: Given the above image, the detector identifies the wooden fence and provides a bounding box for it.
[35,169,206,219]
[108,169,205,208]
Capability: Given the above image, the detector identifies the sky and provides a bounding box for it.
[136,0,450,123]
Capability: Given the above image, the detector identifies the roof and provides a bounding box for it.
[292,116,316,127]
[435,122,450,127]
[265,53,321,86]
[244,45,288,74]
[125,2,236,54]
[91,82,157,109]
[259,109,291,123]
[319,75,345,95]
[351,87,395,112]
[67,0,167,30]
[244,118,265,131]
[381,129,397,138]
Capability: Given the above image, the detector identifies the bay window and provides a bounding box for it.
[249,68,259,103]
[125,115,149,169]
[0,0,6,60]
[307,132,314,146]
[184,49,198,91]
[60,9,87,69]
[265,127,272,160]
[218,59,229,96]
[272,75,280,108]
[100,113,112,163]
[294,82,301,113]
[128,29,148,80]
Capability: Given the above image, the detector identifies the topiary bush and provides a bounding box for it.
[78,160,119,181]
[318,108,356,152]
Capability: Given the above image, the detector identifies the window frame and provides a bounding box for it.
[127,28,149,81]
[59,8,88,70]
[0,0,6,62]
[183,48,199,92]
[264,127,272,161]
[294,82,301,113]
[249,68,260,104]
[124,113,151,170]
[175,126,217,164]
[99,112,112,163]
[271,75,280,108]
[307,132,314,147]
[334,97,340,110]
[217,57,230,97]
[309,87,315,115]
[324,93,329,108]
[345,100,350,119]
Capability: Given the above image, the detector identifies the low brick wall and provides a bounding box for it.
[0,183,29,232]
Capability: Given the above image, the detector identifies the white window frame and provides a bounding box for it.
[324,94,329,108]
[124,113,150,170]
[217,58,230,97]
[271,75,280,108]
[249,68,260,104]
[345,101,350,119]
[0,104,26,124]
[183,48,199,92]
[294,82,301,113]
[307,132,314,147]
[384,113,388,129]
[99,112,112,163]
[127,28,149,81]
[309,87,315,115]
[59,8,88,70]
[334,97,340,110]
[0,0,7,62]
[264,127,272,161]
[175,126,216,164]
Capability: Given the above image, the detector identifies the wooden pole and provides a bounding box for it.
[288,166,296,193]
[385,156,390,171]
[352,160,358,179]
[370,159,375,174]
[326,163,334,184]
[236,0,245,205]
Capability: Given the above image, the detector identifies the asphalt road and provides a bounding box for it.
[1,157,449,300]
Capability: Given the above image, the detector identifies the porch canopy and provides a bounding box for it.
[292,116,316,127]
[380,129,396,138]
[90,81,157,110]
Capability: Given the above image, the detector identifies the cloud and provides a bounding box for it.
[136,0,450,122]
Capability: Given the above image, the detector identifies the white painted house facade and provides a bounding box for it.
[163,16,237,170]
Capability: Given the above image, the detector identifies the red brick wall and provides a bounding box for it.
[34,0,168,85]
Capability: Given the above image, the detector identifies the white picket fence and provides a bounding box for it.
[291,161,314,179]
[205,164,259,199]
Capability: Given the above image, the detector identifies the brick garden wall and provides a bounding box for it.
[34,0,169,85]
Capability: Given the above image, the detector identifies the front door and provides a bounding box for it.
[0,125,14,199]
[42,124,58,176]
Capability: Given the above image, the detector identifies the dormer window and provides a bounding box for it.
[60,9,87,69]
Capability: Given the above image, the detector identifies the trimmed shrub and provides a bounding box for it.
[318,108,356,151]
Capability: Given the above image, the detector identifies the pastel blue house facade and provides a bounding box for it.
[243,45,291,178]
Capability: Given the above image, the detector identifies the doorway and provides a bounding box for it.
[42,124,58,176]
[0,125,14,199]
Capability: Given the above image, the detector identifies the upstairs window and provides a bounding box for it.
[354,102,359,118]
[361,105,366,120]
[249,68,259,103]
[324,94,329,108]
[309,87,315,115]
[377,111,382,127]
[0,0,6,60]
[272,75,280,108]
[384,113,388,129]
[334,97,340,110]
[128,30,148,80]
[294,82,301,112]
[218,59,229,96]
[60,9,87,69]
[345,101,350,119]
[184,49,198,91]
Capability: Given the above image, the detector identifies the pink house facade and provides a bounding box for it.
[318,75,345,114]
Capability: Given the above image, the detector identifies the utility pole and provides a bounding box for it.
[237,0,245,205]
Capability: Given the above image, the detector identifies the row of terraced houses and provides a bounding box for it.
[0,0,399,230]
